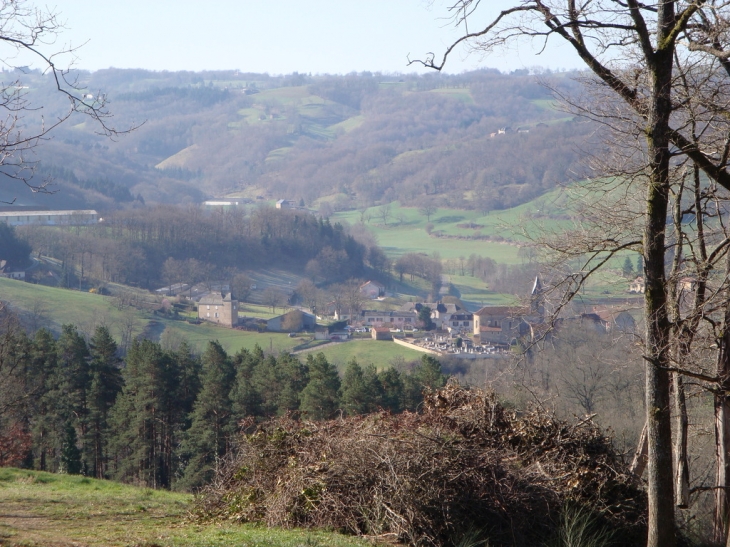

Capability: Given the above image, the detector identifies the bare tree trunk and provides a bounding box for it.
[715,262,730,545]
[673,372,689,508]
[631,421,648,478]
[644,44,677,544]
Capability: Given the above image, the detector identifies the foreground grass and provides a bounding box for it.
[0,468,372,547]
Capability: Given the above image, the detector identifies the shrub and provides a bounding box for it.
[195,383,646,547]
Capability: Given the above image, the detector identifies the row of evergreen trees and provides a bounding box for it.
[0,322,446,490]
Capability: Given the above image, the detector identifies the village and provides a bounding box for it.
[187,275,638,358]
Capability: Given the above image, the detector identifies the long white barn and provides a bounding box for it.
[0,210,99,226]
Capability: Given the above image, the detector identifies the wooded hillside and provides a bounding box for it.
[2,68,597,210]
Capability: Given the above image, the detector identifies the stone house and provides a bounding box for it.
[198,292,238,327]
[473,306,531,345]
[400,301,467,329]
[372,327,393,340]
[275,199,297,209]
[591,307,636,333]
[473,276,546,345]
[360,310,417,328]
[444,313,474,333]
[629,276,645,293]
[359,280,385,299]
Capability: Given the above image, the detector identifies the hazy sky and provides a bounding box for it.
[39,1,583,75]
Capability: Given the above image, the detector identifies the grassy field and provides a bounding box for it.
[0,278,304,355]
[428,88,475,104]
[313,339,424,369]
[159,320,301,355]
[332,195,577,263]
[446,274,518,308]
[0,468,371,547]
[0,278,149,336]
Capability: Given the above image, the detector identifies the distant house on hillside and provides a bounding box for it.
[629,276,645,293]
[155,283,190,297]
[359,280,385,299]
[400,301,470,330]
[276,199,297,209]
[360,310,417,328]
[678,277,697,292]
[591,306,636,333]
[198,292,238,327]
[0,260,25,280]
[203,198,252,207]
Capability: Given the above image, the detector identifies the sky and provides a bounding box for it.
[23,1,584,75]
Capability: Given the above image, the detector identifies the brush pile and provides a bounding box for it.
[195,383,646,546]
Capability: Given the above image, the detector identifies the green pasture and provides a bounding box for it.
[332,188,587,263]
[158,320,300,355]
[0,468,369,547]
[329,114,365,133]
[446,274,518,309]
[155,144,200,170]
[304,122,336,140]
[392,148,429,163]
[531,98,559,111]
[334,202,526,262]
[0,278,149,336]
[265,146,292,162]
[428,87,475,103]
[314,339,424,369]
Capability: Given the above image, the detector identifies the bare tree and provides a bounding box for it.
[418,201,438,223]
[25,296,47,333]
[296,279,321,314]
[262,286,285,314]
[415,2,730,545]
[0,1,125,200]
[231,273,253,302]
[377,203,392,225]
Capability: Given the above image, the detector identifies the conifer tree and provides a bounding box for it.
[340,360,383,415]
[403,355,447,410]
[179,341,235,490]
[251,353,282,416]
[300,353,340,420]
[275,352,307,415]
[85,326,122,479]
[230,346,263,419]
[54,325,90,474]
[171,341,201,429]
[0,324,34,468]
[109,339,179,488]
[377,367,404,413]
[28,328,58,471]
[340,359,367,416]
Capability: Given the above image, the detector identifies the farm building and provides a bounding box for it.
[267,309,316,332]
[0,210,99,226]
[359,280,385,299]
[371,327,392,341]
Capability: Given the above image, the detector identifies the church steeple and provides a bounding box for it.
[530,275,544,317]
[531,275,543,296]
